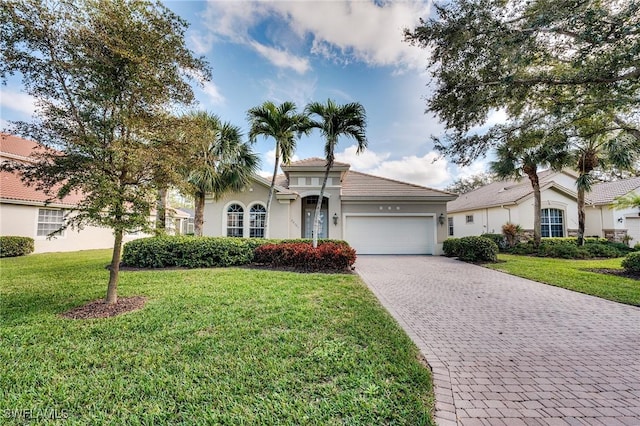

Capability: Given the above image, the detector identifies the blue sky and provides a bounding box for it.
[0,0,492,189]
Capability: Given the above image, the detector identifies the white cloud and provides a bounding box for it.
[335,144,452,188]
[260,148,301,178]
[369,152,451,188]
[189,31,214,55]
[201,81,225,105]
[335,144,390,170]
[0,89,37,116]
[201,0,431,71]
[249,41,311,74]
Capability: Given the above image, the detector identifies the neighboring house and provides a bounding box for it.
[446,168,640,244]
[585,177,640,244]
[0,134,141,253]
[173,208,194,235]
[203,158,457,255]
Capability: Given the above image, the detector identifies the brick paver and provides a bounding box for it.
[356,256,640,426]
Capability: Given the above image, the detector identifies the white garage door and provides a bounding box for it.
[628,218,640,246]
[344,215,434,255]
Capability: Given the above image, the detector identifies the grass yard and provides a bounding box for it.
[0,250,433,425]
[485,254,640,306]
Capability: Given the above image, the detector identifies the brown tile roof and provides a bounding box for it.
[342,170,456,199]
[588,177,640,205]
[447,170,569,212]
[1,134,83,206]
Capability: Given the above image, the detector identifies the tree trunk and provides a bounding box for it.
[524,166,541,248]
[106,229,124,305]
[577,184,586,246]
[156,187,168,235]
[264,149,280,239]
[194,192,205,237]
[313,160,332,248]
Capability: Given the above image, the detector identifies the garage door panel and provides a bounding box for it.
[628,218,640,246]
[345,216,434,255]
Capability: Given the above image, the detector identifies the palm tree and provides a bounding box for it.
[306,99,367,248]
[571,130,638,245]
[490,129,570,247]
[612,192,640,210]
[247,101,310,238]
[181,111,260,236]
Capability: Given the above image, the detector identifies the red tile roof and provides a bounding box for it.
[1,133,83,206]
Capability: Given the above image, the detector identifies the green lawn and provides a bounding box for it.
[0,250,433,425]
[485,254,640,306]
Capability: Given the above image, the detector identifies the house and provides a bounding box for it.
[203,158,457,255]
[0,134,142,253]
[446,169,640,244]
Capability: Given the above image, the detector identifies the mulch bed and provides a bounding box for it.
[585,269,640,280]
[60,296,147,319]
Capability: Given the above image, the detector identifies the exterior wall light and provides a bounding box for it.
[333,213,339,226]
[438,213,446,226]
[618,217,624,223]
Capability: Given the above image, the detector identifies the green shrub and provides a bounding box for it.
[121,236,353,269]
[122,236,258,268]
[482,233,507,251]
[253,242,356,272]
[456,236,498,263]
[621,252,640,274]
[0,236,35,257]
[635,243,640,252]
[442,238,460,257]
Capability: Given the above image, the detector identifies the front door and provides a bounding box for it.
[303,196,328,239]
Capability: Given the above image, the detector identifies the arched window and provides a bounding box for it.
[227,204,244,237]
[541,208,564,237]
[249,204,266,238]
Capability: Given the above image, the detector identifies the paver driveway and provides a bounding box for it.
[355,255,640,426]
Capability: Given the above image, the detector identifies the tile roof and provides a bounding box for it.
[284,157,351,168]
[267,160,456,200]
[447,170,570,212]
[341,170,455,199]
[588,177,640,205]
[1,134,83,206]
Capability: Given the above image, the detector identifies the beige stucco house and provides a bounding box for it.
[0,134,143,253]
[203,158,457,255]
[447,169,640,244]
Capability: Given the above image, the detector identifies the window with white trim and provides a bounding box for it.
[226,204,244,237]
[465,214,474,224]
[541,208,564,237]
[249,204,266,238]
[37,208,65,237]
[448,217,454,236]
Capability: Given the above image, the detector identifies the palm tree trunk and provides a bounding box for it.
[313,159,332,248]
[524,166,541,248]
[577,184,586,246]
[265,148,280,239]
[194,192,205,237]
[106,228,124,305]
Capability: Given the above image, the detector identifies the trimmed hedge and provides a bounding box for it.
[121,236,353,269]
[622,252,640,274]
[254,242,356,272]
[0,236,35,258]
[442,238,461,257]
[456,236,498,263]
[511,237,632,259]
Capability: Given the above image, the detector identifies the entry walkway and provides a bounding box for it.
[356,255,640,426]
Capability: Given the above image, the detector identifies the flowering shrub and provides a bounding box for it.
[253,242,356,272]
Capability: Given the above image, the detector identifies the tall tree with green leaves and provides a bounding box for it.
[181,112,259,236]
[404,0,640,165]
[490,129,571,247]
[570,122,639,245]
[444,173,495,195]
[247,101,310,238]
[1,0,210,304]
[306,99,367,248]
